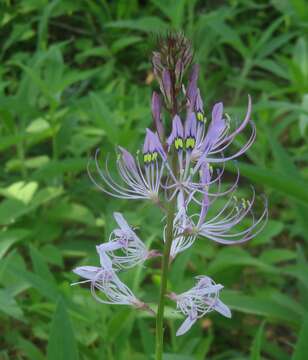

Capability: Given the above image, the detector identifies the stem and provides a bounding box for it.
[155,194,177,360]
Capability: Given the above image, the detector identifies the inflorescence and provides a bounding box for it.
[72,33,268,337]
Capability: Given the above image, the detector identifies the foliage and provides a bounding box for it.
[0,0,307,359]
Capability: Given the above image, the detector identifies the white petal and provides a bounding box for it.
[73,266,100,280]
[176,316,197,336]
[98,242,122,252]
[214,299,232,318]
[113,212,131,232]
[96,246,113,270]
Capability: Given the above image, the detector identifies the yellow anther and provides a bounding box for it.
[151,152,158,161]
[197,111,205,123]
[143,153,151,163]
[175,137,183,150]
[185,137,195,150]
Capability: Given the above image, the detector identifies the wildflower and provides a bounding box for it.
[72,247,153,313]
[97,212,160,269]
[194,187,268,245]
[167,275,231,336]
[88,129,166,201]
[169,164,268,258]
[193,96,255,164]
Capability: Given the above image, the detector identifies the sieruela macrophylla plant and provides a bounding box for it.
[72,33,268,359]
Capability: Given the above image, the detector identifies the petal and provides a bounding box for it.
[195,88,204,113]
[96,246,113,270]
[213,299,232,318]
[185,112,197,139]
[97,241,122,252]
[113,212,131,232]
[73,266,100,280]
[167,115,184,147]
[118,147,138,173]
[176,316,197,336]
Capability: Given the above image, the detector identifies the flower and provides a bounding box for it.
[97,212,160,269]
[168,162,267,259]
[72,247,153,313]
[167,275,231,336]
[88,129,166,201]
[193,95,255,165]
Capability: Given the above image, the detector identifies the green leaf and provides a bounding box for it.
[250,322,265,360]
[0,289,24,320]
[0,181,38,204]
[30,245,56,284]
[292,317,308,360]
[47,298,79,360]
[31,158,87,181]
[106,17,168,33]
[229,162,308,206]
[46,202,96,226]
[223,290,301,327]
[17,337,45,360]
[0,229,29,260]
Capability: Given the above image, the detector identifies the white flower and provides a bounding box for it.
[97,212,160,269]
[72,247,152,312]
[168,275,231,336]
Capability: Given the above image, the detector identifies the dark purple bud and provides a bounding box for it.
[151,92,164,140]
[162,69,172,104]
[175,59,184,84]
[186,64,199,109]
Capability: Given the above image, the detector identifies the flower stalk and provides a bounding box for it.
[155,192,177,360]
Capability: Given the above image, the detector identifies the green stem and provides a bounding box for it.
[155,194,177,360]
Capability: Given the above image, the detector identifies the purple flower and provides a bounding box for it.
[167,275,231,336]
[169,165,268,258]
[97,212,159,269]
[88,129,166,201]
[193,95,255,164]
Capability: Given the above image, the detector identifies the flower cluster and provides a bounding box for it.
[72,33,268,337]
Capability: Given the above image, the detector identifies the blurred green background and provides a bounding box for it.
[1,0,308,359]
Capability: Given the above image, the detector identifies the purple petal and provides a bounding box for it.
[176,315,197,336]
[184,112,197,139]
[118,147,138,173]
[144,128,166,160]
[201,102,225,153]
[223,95,252,143]
[167,115,184,147]
[195,88,204,113]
